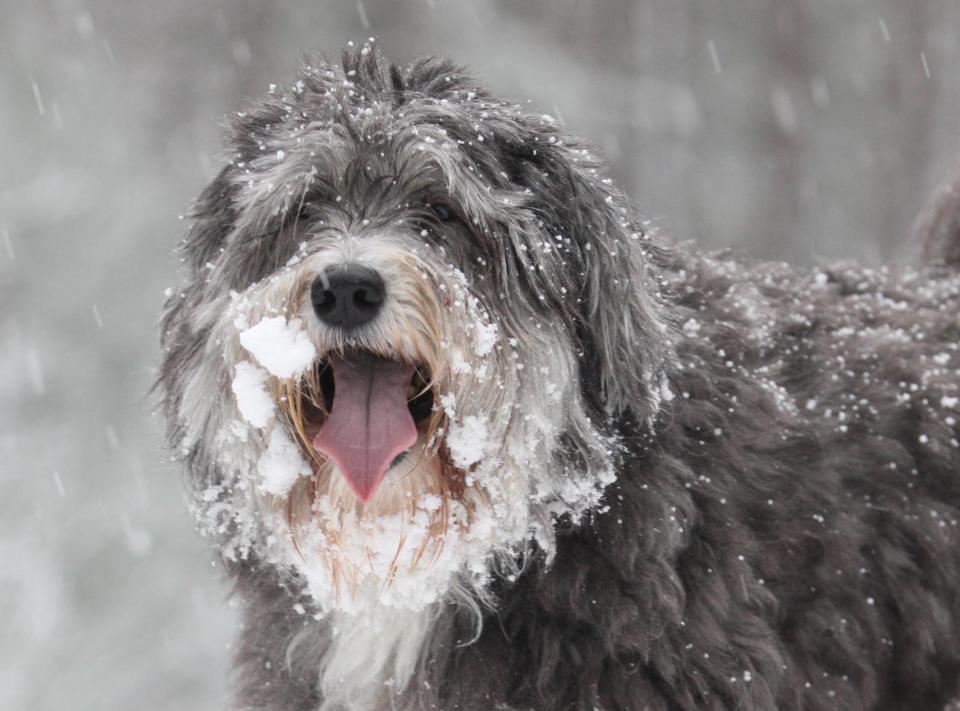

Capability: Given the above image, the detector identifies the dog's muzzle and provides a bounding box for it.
[301,262,436,502]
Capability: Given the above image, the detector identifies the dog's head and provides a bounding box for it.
[158,43,671,612]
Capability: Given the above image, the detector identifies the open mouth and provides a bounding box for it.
[294,350,436,502]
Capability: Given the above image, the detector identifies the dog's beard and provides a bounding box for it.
[185,233,618,615]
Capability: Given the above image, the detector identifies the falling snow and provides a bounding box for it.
[8,3,960,710]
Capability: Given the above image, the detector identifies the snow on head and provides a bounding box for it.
[231,361,275,428]
[258,426,313,496]
[239,315,317,378]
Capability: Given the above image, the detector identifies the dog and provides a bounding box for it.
[157,43,960,710]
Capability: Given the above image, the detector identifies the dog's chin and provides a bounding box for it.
[281,442,461,612]
[270,346,483,612]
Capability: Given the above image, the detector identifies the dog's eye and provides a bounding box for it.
[294,204,319,223]
[429,203,457,223]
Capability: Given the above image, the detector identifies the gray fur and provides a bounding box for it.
[158,44,960,710]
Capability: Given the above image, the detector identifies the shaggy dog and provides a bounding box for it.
[158,44,960,710]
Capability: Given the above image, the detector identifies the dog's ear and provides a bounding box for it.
[157,166,237,429]
[506,126,672,421]
[179,165,237,277]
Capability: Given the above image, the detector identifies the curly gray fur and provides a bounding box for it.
[157,44,960,710]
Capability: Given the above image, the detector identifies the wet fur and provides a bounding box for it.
[158,45,960,710]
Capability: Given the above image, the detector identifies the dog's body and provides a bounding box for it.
[158,45,960,710]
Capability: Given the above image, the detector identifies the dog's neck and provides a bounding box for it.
[313,603,438,711]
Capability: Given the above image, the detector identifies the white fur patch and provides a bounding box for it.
[316,605,435,711]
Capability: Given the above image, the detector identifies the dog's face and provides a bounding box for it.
[159,45,670,613]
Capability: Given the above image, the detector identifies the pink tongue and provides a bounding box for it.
[312,354,417,502]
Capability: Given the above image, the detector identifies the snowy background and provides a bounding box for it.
[3,0,960,708]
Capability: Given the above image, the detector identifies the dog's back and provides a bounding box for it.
[909,158,960,268]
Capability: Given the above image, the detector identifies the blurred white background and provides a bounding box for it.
[2,1,959,708]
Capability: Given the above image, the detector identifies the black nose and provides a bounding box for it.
[311,264,385,329]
